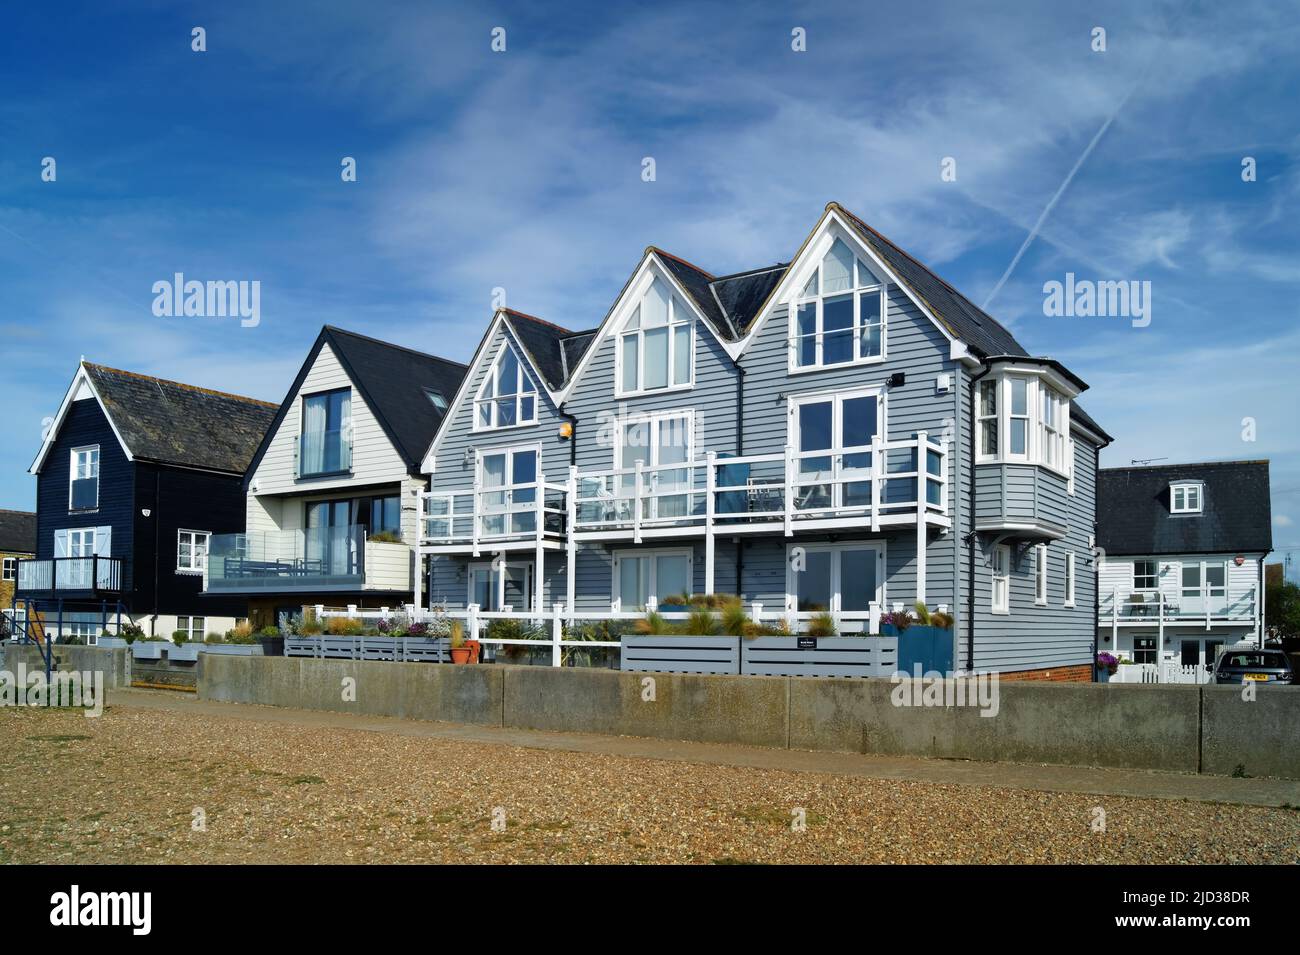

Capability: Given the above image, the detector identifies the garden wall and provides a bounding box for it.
[194,656,1300,780]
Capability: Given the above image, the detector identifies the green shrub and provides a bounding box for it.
[171,630,189,646]
[914,602,931,625]
[805,612,837,637]
[685,609,720,636]
[634,611,674,636]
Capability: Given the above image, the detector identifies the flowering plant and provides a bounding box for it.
[1096,651,1119,674]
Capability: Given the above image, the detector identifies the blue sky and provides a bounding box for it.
[2,0,1298,574]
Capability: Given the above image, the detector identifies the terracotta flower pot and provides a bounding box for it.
[466,640,481,664]
[450,646,471,664]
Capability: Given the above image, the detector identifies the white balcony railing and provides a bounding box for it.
[1102,587,1257,632]
[420,433,946,547]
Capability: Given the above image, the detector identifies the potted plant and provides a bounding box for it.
[256,625,284,657]
[886,603,955,675]
[449,620,471,664]
[1096,651,1119,682]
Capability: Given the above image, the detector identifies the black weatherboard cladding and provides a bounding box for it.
[1096,461,1272,556]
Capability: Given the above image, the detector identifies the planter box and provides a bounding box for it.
[257,635,285,657]
[166,643,202,662]
[131,642,167,661]
[283,635,446,663]
[741,635,899,678]
[198,644,264,656]
[95,637,129,648]
[620,635,740,675]
[884,625,954,675]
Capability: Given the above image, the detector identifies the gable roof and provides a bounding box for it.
[1097,460,1272,556]
[499,310,583,392]
[835,205,1029,358]
[0,509,36,554]
[244,326,467,485]
[31,363,278,475]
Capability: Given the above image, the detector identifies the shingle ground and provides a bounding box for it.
[1,705,1296,864]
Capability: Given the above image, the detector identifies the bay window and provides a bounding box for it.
[791,238,885,370]
[475,344,537,430]
[618,277,693,394]
[974,370,1073,476]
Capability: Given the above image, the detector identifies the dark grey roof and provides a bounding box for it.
[84,363,277,475]
[713,264,789,334]
[837,205,1029,358]
[320,328,467,470]
[651,249,735,339]
[501,311,575,392]
[1097,461,1272,556]
[0,510,36,554]
[243,327,467,483]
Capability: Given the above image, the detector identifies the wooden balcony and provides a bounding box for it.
[15,557,124,598]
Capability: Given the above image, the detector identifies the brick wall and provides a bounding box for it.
[0,550,33,622]
[999,663,1093,683]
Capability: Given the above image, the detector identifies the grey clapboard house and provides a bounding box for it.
[417,203,1112,679]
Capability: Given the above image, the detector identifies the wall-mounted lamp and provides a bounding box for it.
[887,372,906,388]
[141,508,151,518]
[559,421,574,440]
[462,448,473,467]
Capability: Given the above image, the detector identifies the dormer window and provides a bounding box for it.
[1170,481,1203,514]
[617,276,692,395]
[475,344,537,430]
[791,238,885,370]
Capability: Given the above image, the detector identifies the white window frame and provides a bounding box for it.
[475,443,543,538]
[2,557,15,581]
[991,544,1010,615]
[784,542,886,626]
[1034,544,1048,605]
[474,343,539,432]
[67,528,97,557]
[976,379,998,458]
[788,238,887,374]
[1170,482,1203,514]
[69,445,100,511]
[615,275,695,397]
[467,560,535,613]
[176,615,207,641]
[611,547,694,611]
[973,372,1072,477]
[177,529,210,574]
[1132,559,1158,592]
[1064,551,1076,607]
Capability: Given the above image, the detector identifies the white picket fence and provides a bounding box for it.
[1111,662,1210,685]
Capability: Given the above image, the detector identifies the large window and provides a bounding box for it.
[991,545,1010,614]
[786,543,883,625]
[1132,636,1157,665]
[475,344,537,430]
[300,388,351,476]
[791,238,885,370]
[69,445,99,510]
[1133,559,1158,591]
[614,549,692,611]
[478,447,539,537]
[791,388,882,511]
[1170,482,1202,514]
[617,277,693,394]
[617,411,693,521]
[469,561,533,612]
[974,372,1072,475]
[177,530,210,573]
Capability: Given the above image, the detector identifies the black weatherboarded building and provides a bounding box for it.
[16,362,276,641]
